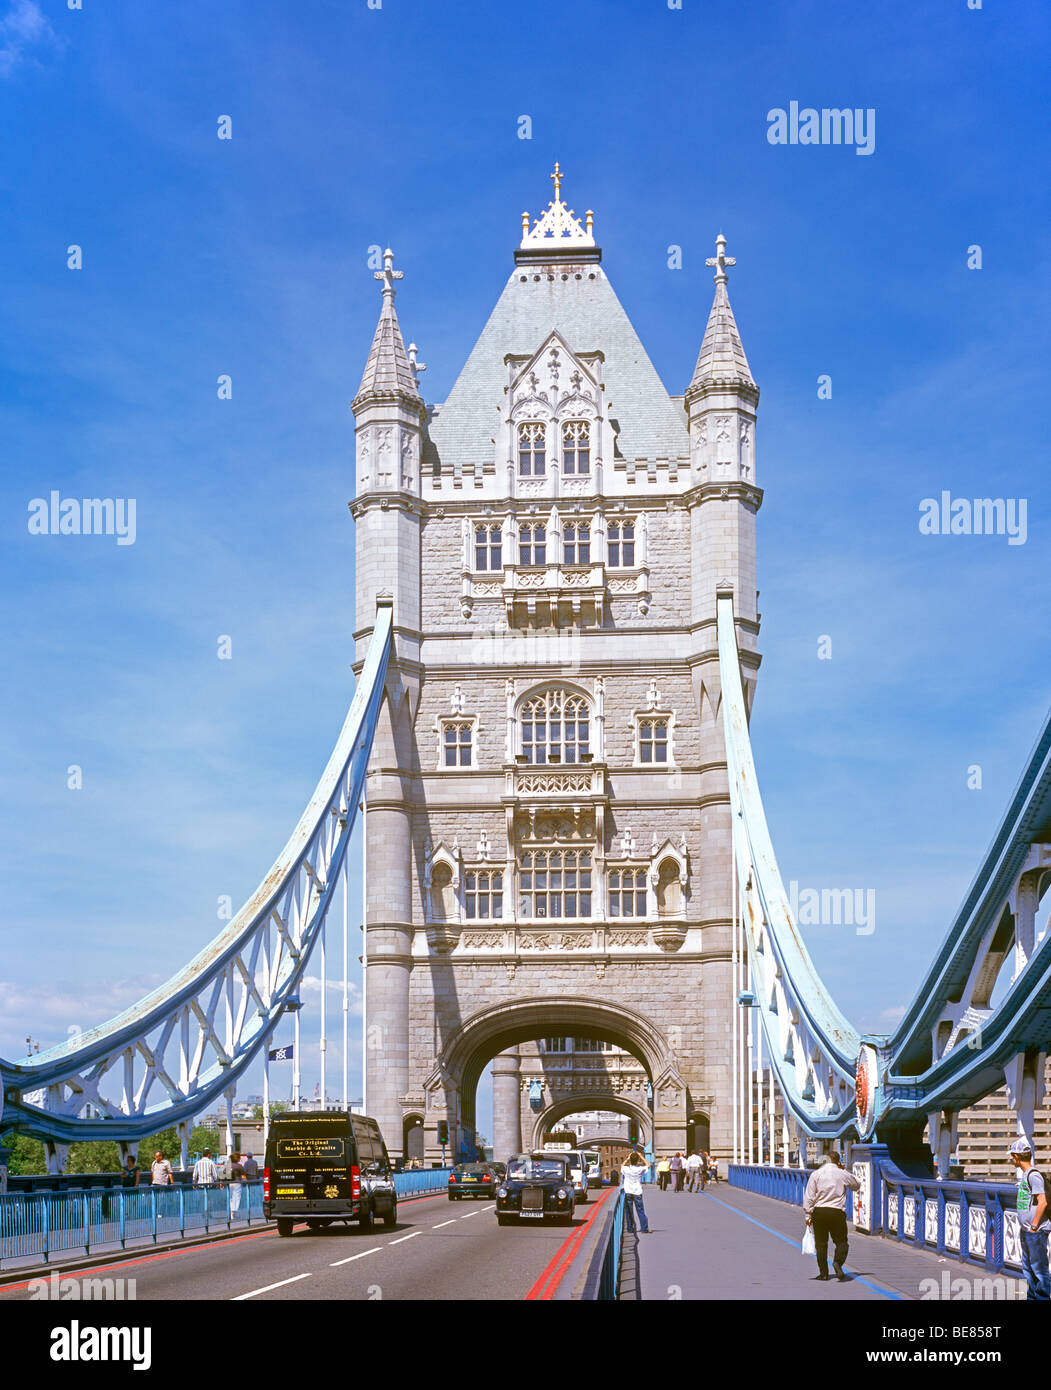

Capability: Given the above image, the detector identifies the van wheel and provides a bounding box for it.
[358,1203,374,1230]
[383,1203,397,1229]
[276,1218,293,1238]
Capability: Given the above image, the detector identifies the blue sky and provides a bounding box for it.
[1,1,1048,1141]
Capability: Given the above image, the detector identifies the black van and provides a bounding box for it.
[263,1110,398,1237]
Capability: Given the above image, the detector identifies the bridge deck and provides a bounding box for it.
[623,1183,1027,1301]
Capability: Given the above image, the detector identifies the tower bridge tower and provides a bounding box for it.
[352,172,762,1162]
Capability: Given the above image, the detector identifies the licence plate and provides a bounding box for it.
[276,1188,303,1196]
[519,1211,544,1219]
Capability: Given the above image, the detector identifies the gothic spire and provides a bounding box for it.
[353,248,421,408]
[686,234,756,399]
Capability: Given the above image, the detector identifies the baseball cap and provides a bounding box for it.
[1008,1139,1033,1155]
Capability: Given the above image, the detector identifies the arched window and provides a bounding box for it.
[607,519,635,567]
[561,421,590,475]
[518,422,546,477]
[520,688,590,764]
[519,523,546,566]
[563,521,590,565]
[519,848,592,919]
[655,858,683,917]
[638,717,668,764]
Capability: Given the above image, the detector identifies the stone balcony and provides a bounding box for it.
[502,563,605,627]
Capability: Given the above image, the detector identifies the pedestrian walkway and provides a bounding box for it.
[621,1183,1026,1301]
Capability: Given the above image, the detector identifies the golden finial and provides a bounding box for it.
[522,210,530,236]
[550,162,563,203]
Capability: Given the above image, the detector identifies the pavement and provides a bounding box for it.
[621,1182,1028,1301]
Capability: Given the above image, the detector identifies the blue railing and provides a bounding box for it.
[878,1172,1024,1272]
[728,1162,853,1219]
[0,1169,452,1268]
[599,1190,625,1300]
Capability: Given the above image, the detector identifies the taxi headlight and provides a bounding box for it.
[557,1188,569,1200]
[497,1187,508,1199]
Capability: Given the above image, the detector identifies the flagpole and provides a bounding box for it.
[360,783,367,1116]
[320,915,327,1108]
[342,854,349,1112]
[263,1046,270,1149]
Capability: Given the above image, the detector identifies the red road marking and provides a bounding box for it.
[524,1188,614,1302]
[0,1190,449,1293]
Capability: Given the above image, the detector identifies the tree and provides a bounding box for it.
[251,1102,289,1121]
[67,1141,121,1173]
[1,1132,46,1176]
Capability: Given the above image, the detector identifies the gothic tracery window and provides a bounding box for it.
[518,422,546,477]
[464,868,502,920]
[443,721,473,767]
[562,521,590,565]
[638,717,669,764]
[473,523,502,571]
[608,866,647,918]
[561,421,590,475]
[520,688,590,764]
[519,848,592,920]
[519,523,546,566]
[607,519,635,568]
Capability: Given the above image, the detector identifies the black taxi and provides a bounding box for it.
[495,1153,575,1226]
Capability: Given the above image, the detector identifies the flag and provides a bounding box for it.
[314,1082,320,1099]
[268,1044,294,1062]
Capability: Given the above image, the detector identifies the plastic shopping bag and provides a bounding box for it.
[801,1225,816,1256]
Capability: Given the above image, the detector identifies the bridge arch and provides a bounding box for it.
[423,995,687,1156]
[528,1092,653,1152]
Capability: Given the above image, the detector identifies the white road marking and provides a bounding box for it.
[432,1219,457,1229]
[389,1231,421,1245]
[330,1247,383,1267]
[232,1272,312,1301]
[460,1209,481,1218]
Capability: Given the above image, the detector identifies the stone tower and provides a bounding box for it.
[353,171,762,1162]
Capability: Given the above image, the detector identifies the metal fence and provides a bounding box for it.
[0,1168,452,1267]
[598,1190,625,1300]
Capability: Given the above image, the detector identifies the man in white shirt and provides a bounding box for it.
[192,1149,219,1188]
[620,1151,651,1234]
[150,1151,174,1186]
[802,1151,860,1281]
[686,1151,704,1192]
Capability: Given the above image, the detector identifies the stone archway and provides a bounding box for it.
[529,1092,653,1153]
[420,995,687,1162]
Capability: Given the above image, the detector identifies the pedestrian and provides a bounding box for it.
[1009,1139,1050,1301]
[620,1149,650,1235]
[192,1148,219,1188]
[670,1151,685,1192]
[802,1150,860,1282]
[150,1151,174,1186]
[707,1153,718,1184]
[241,1151,259,1180]
[686,1150,704,1192]
[228,1151,245,1216]
[656,1155,671,1191]
[120,1153,140,1189]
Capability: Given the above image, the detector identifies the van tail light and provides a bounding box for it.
[449,1173,457,1182]
[263,1167,270,1201]
[351,1165,361,1200]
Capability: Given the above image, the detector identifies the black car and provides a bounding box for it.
[448,1162,498,1199]
[495,1153,574,1226]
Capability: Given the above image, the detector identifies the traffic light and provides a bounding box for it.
[437,1121,449,1145]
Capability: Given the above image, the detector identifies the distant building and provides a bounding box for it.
[949,1059,1051,1180]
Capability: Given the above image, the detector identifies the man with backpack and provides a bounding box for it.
[1010,1139,1050,1301]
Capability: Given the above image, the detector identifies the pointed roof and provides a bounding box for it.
[354,248,421,408]
[687,234,756,399]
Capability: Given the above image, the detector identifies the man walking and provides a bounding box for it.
[150,1151,174,1187]
[192,1148,219,1188]
[670,1152,685,1192]
[228,1151,245,1216]
[241,1151,259,1180]
[802,1150,860,1281]
[620,1150,650,1235]
[1010,1138,1050,1300]
[686,1150,704,1192]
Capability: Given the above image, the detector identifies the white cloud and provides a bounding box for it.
[298,975,363,1016]
[0,974,165,1058]
[0,0,56,77]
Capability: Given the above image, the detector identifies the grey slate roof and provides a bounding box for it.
[355,292,420,402]
[688,281,755,389]
[424,267,689,468]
